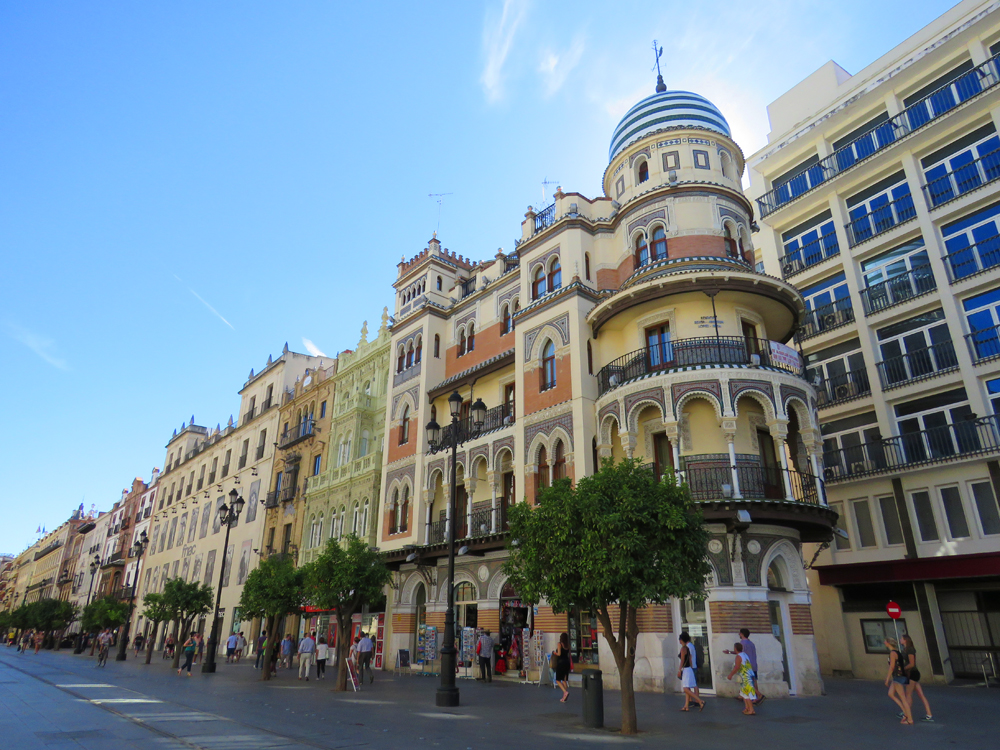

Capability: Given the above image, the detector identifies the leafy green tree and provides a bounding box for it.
[304,536,391,691]
[80,596,130,653]
[10,602,35,637]
[32,599,77,650]
[503,458,712,735]
[237,555,306,681]
[161,578,213,669]
[140,593,173,665]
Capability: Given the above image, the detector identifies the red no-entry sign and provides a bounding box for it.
[886,601,902,620]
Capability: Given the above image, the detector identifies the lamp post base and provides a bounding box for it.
[435,686,460,707]
[201,661,217,674]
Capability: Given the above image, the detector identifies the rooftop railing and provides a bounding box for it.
[757,53,1000,217]
[534,202,556,232]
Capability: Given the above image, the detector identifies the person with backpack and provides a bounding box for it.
[884,637,913,725]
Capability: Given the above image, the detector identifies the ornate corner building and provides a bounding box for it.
[376,84,835,696]
[749,0,1000,684]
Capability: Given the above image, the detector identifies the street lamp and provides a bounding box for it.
[202,488,245,673]
[115,531,149,661]
[75,555,101,654]
[425,390,486,707]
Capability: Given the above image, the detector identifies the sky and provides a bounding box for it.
[0,0,953,555]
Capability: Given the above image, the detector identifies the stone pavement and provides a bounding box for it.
[0,646,995,750]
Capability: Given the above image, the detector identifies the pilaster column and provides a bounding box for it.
[770,422,795,502]
[721,419,741,499]
[619,431,638,459]
[801,429,827,506]
[423,489,433,543]
[664,421,681,480]
[488,472,499,533]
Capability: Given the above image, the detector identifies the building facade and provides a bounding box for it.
[376,84,834,696]
[749,0,1000,683]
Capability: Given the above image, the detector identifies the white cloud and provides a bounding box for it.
[302,338,326,357]
[5,322,68,370]
[538,33,585,97]
[480,0,529,103]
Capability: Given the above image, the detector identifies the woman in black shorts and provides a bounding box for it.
[900,634,934,722]
[554,632,571,703]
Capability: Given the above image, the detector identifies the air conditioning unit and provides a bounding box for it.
[750,353,761,366]
[835,384,852,400]
[822,313,839,328]
[826,465,844,478]
[850,461,875,474]
[503,415,513,425]
[609,374,619,387]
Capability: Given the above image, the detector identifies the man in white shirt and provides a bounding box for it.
[357,632,375,684]
[297,631,316,681]
[235,632,247,662]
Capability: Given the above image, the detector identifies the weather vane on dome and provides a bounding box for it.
[651,40,666,93]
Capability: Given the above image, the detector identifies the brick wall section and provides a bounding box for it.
[668,235,726,258]
[789,603,814,635]
[393,613,416,634]
[445,321,511,378]
[524,356,573,414]
[708,601,770,634]
[386,422,416,464]
[534,606,567,632]
[636,604,672,633]
[426,611,445,629]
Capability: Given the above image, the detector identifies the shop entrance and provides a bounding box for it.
[680,597,714,693]
[568,607,599,666]
[500,582,528,672]
[939,590,1000,678]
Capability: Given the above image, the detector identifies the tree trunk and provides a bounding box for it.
[90,633,97,655]
[171,619,182,669]
[53,629,62,651]
[618,657,638,735]
[145,622,159,665]
[596,604,640,735]
[260,615,276,682]
[334,613,350,691]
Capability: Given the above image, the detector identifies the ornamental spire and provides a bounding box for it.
[652,40,666,93]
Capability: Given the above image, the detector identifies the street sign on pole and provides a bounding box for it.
[886,601,902,644]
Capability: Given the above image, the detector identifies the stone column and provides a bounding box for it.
[801,429,826,505]
[465,477,475,538]
[424,489,433,544]
[664,421,681,481]
[721,419,741,498]
[488,472,499,533]
[770,423,795,502]
[619,431,638,459]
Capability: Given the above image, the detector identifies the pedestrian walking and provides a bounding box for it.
[19,630,31,654]
[724,628,765,704]
[236,632,246,662]
[553,632,571,702]
[133,633,144,657]
[178,633,197,677]
[33,630,44,654]
[677,632,705,711]
[226,632,239,663]
[316,637,328,680]
[476,629,494,682]
[163,634,174,660]
[255,631,267,670]
[357,632,375,684]
[298,631,316,681]
[349,636,360,669]
[195,632,204,664]
[900,635,934,722]
[280,634,294,670]
[726,642,757,716]
[884,637,913,725]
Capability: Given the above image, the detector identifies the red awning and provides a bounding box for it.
[816,551,1000,586]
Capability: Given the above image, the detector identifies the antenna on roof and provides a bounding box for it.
[541,177,559,204]
[428,193,453,234]
[651,40,665,92]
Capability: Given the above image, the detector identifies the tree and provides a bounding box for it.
[140,593,173,665]
[32,599,77,650]
[503,458,712,735]
[303,536,391,691]
[80,596,130,653]
[237,555,306,681]
[161,578,213,669]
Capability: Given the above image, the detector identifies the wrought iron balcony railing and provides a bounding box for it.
[823,415,1000,482]
[860,266,936,314]
[279,421,315,448]
[684,465,820,504]
[876,341,958,389]
[924,147,1000,208]
[967,323,1000,362]
[757,53,1000,216]
[798,298,855,341]
[778,229,840,279]
[944,233,1000,282]
[534,202,556,232]
[440,403,515,444]
[845,192,917,247]
[243,406,256,424]
[459,278,478,299]
[597,337,804,397]
[814,369,872,408]
[264,491,280,509]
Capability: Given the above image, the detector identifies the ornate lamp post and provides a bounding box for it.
[425,390,486,707]
[75,555,101,654]
[115,531,148,661]
[202,489,245,673]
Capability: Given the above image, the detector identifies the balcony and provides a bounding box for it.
[967,323,1000,363]
[428,520,446,545]
[814,370,871,408]
[260,397,273,412]
[597,337,804,397]
[757,53,1000,217]
[32,540,63,561]
[798,298,855,341]
[684,465,820,505]
[459,278,477,299]
[845,192,917,247]
[503,253,520,274]
[440,403,515,443]
[534,202,556,232]
[943,233,1000,282]
[238,454,248,470]
[255,445,265,460]
[103,550,126,567]
[243,406,256,424]
[876,341,958,389]
[924,147,1000,209]
[425,505,510,546]
[279,485,297,503]
[824,415,1000,483]
[778,229,840,279]
[264,491,280,509]
[860,266,936,314]
[279,420,315,449]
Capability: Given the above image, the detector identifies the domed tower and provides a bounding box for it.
[590,85,837,697]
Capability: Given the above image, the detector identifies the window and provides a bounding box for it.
[635,234,649,268]
[637,159,649,183]
[693,149,710,169]
[963,286,1000,360]
[862,619,908,654]
[400,486,409,533]
[852,499,878,548]
[553,441,566,481]
[584,253,591,281]
[941,200,1000,280]
[923,124,1000,207]
[548,259,561,292]
[352,502,360,535]
[415,338,422,363]
[365,380,371,395]
[860,239,934,315]
[320,401,327,419]
[805,337,870,406]
[646,324,672,369]
[877,309,955,386]
[434,334,440,358]
[662,150,680,170]
[397,347,405,373]
[389,490,398,533]
[362,499,369,535]
[845,174,915,245]
[399,405,410,445]
[467,323,475,352]
[877,495,905,546]
[502,304,512,335]
[532,266,546,300]
[437,275,442,291]
[829,501,851,550]
[406,344,414,368]
[458,329,467,356]
[723,224,738,258]
[313,454,321,476]
[360,430,369,457]
[587,340,593,375]
[537,445,549,490]
[540,340,556,391]
[940,486,971,538]
[910,491,940,542]
[800,272,853,337]
[651,226,667,262]
[971,481,1000,535]
[893,387,972,463]
[780,211,839,277]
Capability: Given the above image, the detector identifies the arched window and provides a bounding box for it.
[430,405,437,423]
[502,304,511,335]
[540,340,556,391]
[458,329,467,356]
[399,405,410,445]
[415,337,422,363]
[651,226,667,261]
[317,513,324,547]
[360,430,369,457]
[352,502,360,535]
[584,253,591,281]
[397,347,405,373]
[537,445,549,490]
[467,323,475,352]
[724,224,737,258]
[532,266,546,300]
[434,334,440,358]
[339,507,345,539]
[365,380,371,395]
[548,258,561,291]
[553,441,566,481]
[587,340,593,375]
[362,499,370,535]
[389,490,399,533]
[437,276,442,291]
[405,343,414,369]
[635,234,649,268]
[638,159,649,183]
[767,560,787,591]
[401,486,409,532]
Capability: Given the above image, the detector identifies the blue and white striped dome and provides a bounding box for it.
[609,90,731,162]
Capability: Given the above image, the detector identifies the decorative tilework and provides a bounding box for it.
[523,312,570,360]
[616,176,625,197]
[497,283,520,307]
[627,209,667,236]
[524,412,574,461]
[718,206,747,225]
[456,310,477,331]
[628,147,651,167]
[624,387,666,423]
[393,362,421,387]
[469,444,489,469]
[598,400,621,429]
[426,458,446,488]
[391,386,421,418]
[527,247,561,278]
[780,384,809,413]
[728,379,775,411]
[385,462,415,495]
[671,380,722,410]
[707,534,732,586]
[492,436,515,468]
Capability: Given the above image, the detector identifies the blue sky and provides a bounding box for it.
[0,0,950,554]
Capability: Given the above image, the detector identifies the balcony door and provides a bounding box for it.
[898,402,976,462]
[758,429,783,500]
[646,324,672,370]
[877,310,953,385]
[653,433,674,481]
[454,485,468,539]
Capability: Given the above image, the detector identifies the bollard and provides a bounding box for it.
[581,668,604,728]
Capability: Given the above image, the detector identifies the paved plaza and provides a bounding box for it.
[0,647,994,750]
